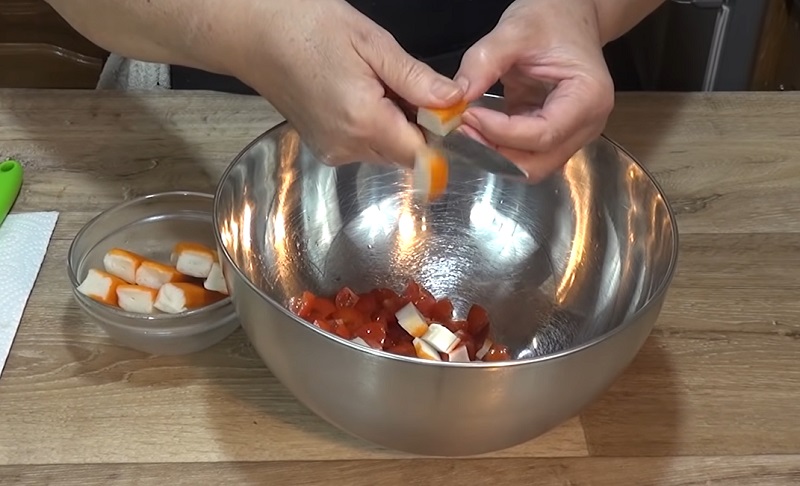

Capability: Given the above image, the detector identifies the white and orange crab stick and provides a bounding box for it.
[416,99,468,137]
[171,242,217,279]
[203,262,228,295]
[102,248,146,284]
[116,284,159,314]
[154,282,225,314]
[135,260,187,289]
[413,337,442,361]
[413,146,449,202]
[76,268,127,306]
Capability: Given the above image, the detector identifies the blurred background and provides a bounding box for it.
[1,0,796,92]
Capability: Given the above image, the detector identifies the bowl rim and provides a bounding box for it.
[68,190,234,332]
[213,95,680,368]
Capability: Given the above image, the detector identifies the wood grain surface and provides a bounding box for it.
[0,89,799,485]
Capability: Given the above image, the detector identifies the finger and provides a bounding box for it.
[367,97,427,167]
[454,27,518,99]
[355,29,463,107]
[462,78,610,153]
[456,125,497,150]
[498,131,589,183]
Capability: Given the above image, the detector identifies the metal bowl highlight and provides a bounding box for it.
[213,95,679,456]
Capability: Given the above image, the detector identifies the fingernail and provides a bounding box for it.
[431,79,462,101]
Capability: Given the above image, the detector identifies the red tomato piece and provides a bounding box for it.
[445,319,469,334]
[354,320,387,349]
[383,295,410,314]
[467,304,490,335]
[353,292,379,316]
[429,298,454,323]
[483,343,511,362]
[332,307,367,331]
[332,319,353,340]
[374,308,399,328]
[312,318,336,333]
[385,320,411,347]
[386,341,416,357]
[335,287,360,308]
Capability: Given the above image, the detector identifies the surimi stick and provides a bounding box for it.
[102,248,146,283]
[203,262,228,295]
[413,146,449,202]
[171,242,217,278]
[416,99,468,137]
[77,268,127,306]
[135,260,187,289]
[116,284,159,313]
[154,282,225,314]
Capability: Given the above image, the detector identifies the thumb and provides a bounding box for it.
[357,30,463,107]
[455,27,518,100]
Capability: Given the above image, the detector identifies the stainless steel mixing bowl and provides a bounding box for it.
[213,95,679,456]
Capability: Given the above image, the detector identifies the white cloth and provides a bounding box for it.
[0,212,59,376]
[96,54,171,90]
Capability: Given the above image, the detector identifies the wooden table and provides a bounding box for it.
[0,89,798,485]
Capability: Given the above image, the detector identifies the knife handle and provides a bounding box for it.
[0,159,23,225]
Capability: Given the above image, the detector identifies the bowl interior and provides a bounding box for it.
[216,109,677,360]
[69,192,231,326]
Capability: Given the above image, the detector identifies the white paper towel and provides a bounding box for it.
[0,212,59,376]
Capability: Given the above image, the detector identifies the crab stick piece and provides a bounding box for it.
[77,268,126,306]
[413,146,449,202]
[171,242,217,278]
[421,323,460,353]
[116,284,159,314]
[476,337,493,360]
[416,99,468,137]
[154,282,225,314]
[395,302,429,338]
[203,262,228,295]
[102,248,146,283]
[447,343,471,363]
[135,260,187,290]
[413,337,442,361]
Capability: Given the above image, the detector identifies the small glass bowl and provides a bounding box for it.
[67,191,239,355]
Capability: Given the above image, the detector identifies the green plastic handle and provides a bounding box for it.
[0,159,23,227]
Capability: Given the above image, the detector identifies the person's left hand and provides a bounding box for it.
[454,0,614,182]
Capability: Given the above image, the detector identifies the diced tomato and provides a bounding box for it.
[354,320,387,349]
[402,280,437,317]
[429,298,454,323]
[291,283,507,362]
[335,287,359,308]
[298,291,336,320]
[332,307,367,331]
[467,304,490,335]
[386,341,416,357]
[353,292,379,316]
[483,343,511,362]
[439,351,449,362]
[445,319,469,334]
[332,320,353,340]
[312,318,336,333]
[385,320,411,347]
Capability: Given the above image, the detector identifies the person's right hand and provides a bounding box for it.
[233,0,464,167]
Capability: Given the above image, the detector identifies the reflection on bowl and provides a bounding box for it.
[68,192,239,355]
[214,94,679,456]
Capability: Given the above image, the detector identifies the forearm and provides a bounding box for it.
[44,0,263,75]
[591,0,667,44]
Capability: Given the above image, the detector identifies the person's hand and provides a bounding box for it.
[454,0,615,182]
[234,0,463,167]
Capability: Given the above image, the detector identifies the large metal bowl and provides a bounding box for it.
[213,95,679,456]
